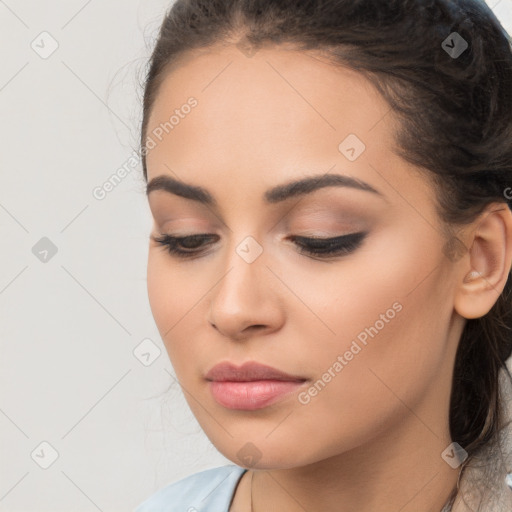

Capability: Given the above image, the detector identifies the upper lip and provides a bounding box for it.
[205,361,307,382]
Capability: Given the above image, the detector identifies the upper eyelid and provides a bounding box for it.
[153,232,367,264]
[149,194,374,228]
[150,232,363,248]
[152,232,366,253]
[154,232,359,239]
[152,215,365,235]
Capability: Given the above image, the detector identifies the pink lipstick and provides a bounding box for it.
[205,361,307,410]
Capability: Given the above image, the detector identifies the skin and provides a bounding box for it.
[144,44,512,512]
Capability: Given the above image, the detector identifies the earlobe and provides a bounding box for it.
[454,204,512,320]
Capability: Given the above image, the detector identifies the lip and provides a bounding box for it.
[205,361,306,382]
[205,361,308,410]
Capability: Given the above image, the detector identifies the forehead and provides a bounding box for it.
[144,45,435,217]
[146,46,392,160]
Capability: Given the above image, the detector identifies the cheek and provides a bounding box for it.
[296,227,448,377]
[291,289,450,458]
[147,251,171,331]
[292,237,451,435]
[146,252,200,361]
[286,223,442,352]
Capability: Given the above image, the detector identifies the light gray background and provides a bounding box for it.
[0,1,511,510]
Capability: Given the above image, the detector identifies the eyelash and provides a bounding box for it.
[152,232,367,260]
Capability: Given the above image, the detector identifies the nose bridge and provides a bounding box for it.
[213,233,267,311]
[208,230,282,336]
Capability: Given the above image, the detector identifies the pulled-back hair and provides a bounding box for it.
[139,0,512,508]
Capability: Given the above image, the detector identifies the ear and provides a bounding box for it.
[454,203,512,320]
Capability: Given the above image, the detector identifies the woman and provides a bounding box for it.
[135,0,512,510]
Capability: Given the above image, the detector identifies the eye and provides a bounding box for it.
[152,231,367,260]
[288,232,367,259]
[151,233,219,258]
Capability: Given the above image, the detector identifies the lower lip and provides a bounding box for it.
[208,380,306,410]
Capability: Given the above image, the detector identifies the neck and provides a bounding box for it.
[249,412,460,512]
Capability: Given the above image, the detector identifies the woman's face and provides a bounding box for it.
[145,45,465,469]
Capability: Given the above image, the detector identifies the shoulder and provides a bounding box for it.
[134,464,247,512]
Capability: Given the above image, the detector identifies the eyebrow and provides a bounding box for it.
[146,173,384,207]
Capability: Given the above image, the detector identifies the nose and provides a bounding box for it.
[208,242,285,341]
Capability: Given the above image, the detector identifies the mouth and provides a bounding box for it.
[205,361,308,410]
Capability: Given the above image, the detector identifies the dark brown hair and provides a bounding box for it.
[139,0,512,506]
